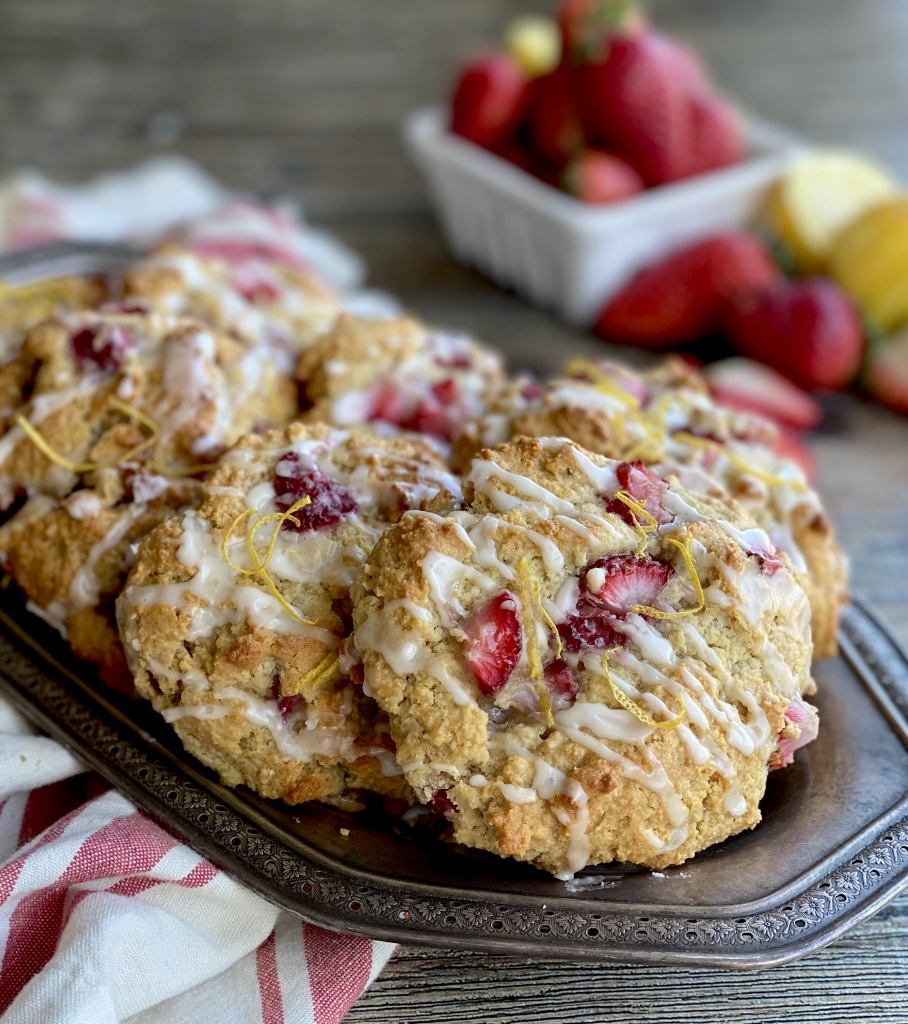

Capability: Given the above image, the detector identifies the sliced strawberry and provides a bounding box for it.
[721,278,864,391]
[527,67,585,164]
[451,52,530,150]
[865,328,908,418]
[606,460,670,525]
[544,660,580,709]
[233,267,282,305]
[705,357,823,431]
[461,591,522,695]
[71,323,135,373]
[273,453,358,531]
[595,232,781,349]
[582,555,673,613]
[562,149,644,204]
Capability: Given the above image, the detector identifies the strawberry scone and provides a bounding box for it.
[116,423,461,807]
[352,437,816,876]
[0,275,107,362]
[120,247,341,374]
[297,314,506,451]
[452,358,846,658]
[0,310,296,510]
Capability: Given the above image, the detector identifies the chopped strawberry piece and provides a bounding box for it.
[582,555,673,613]
[522,381,544,401]
[273,452,358,532]
[462,591,522,695]
[368,384,409,426]
[544,660,580,709]
[271,678,305,719]
[605,460,670,526]
[400,380,462,441]
[430,789,457,817]
[71,323,135,373]
[770,695,819,769]
[557,613,624,653]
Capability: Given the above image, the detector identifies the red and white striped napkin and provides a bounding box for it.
[0,697,395,1023]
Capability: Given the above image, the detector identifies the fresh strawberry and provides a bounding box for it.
[461,592,522,695]
[526,67,585,164]
[489,138,540,176]
[557,0,646,62]
[705,357,823,431]
[721,278,864,391]
[681,93,744,178]
[606,460,670,525]
[656,34,708,95]
[451,52,530,150]
[582,555,673,614]
[562,150,644,204]
[544,660,580,709]
[866,328,908,417]
[572,33,692,186]
[273,454,358,531]
[595,232,781,348]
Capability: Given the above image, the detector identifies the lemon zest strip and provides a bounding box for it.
[293,652,341,692]
[220,497,319,626]
[15,395,160,474]
[631,536,705,620]
[516,558,553,726]
[602,650,686,731]
[611,489,658,556]
[672,432,809,493]
[564,360,641,409]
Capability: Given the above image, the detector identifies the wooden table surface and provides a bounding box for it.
[2,0,908,1019]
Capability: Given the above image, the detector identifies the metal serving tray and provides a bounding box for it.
[2,247,908,968]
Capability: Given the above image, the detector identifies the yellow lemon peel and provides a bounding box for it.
[293,651,341,692]
[673,432,809,493]
[516,558,553,726]
[631,536,705,620]
[611,490,658,556]
[565,360,641,409]
[15,395,160,474]
[220,497,319,626]
[602,650,686,731]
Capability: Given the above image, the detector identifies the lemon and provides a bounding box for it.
[504,15,561,78]
[767,149,898,270]
[829,196,908,333]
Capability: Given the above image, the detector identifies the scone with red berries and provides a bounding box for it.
[297,314,506,450]
[0,310,296,510]
[121,246,341,374]
[352,437,816,876]
[452,357,846,658]
[0,275,107,363]
[116,423,461,807]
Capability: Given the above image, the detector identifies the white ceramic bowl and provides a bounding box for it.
[403,105,804,327]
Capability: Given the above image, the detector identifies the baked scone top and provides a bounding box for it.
[353,436,815,875]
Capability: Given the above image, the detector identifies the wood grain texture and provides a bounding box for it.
[1,0,907,1019]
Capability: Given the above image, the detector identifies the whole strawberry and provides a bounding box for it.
[722,278,864,391]
[562,150,643,204]
[526,67,585,164]
[682,94,745,178]
[451,52,529,150]
[572,31,694,186]
[595,232,781,347]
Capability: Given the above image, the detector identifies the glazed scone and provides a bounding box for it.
[121,246,341,374]
[353,437,816,876]
[0,310,296,509]
[0,472,201,687]
[0,275,106,363]
[297,314,506,448]
[116,423,462,806]
[452,358,846,658]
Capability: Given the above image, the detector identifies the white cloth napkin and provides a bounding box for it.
[0,159,403,1023]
